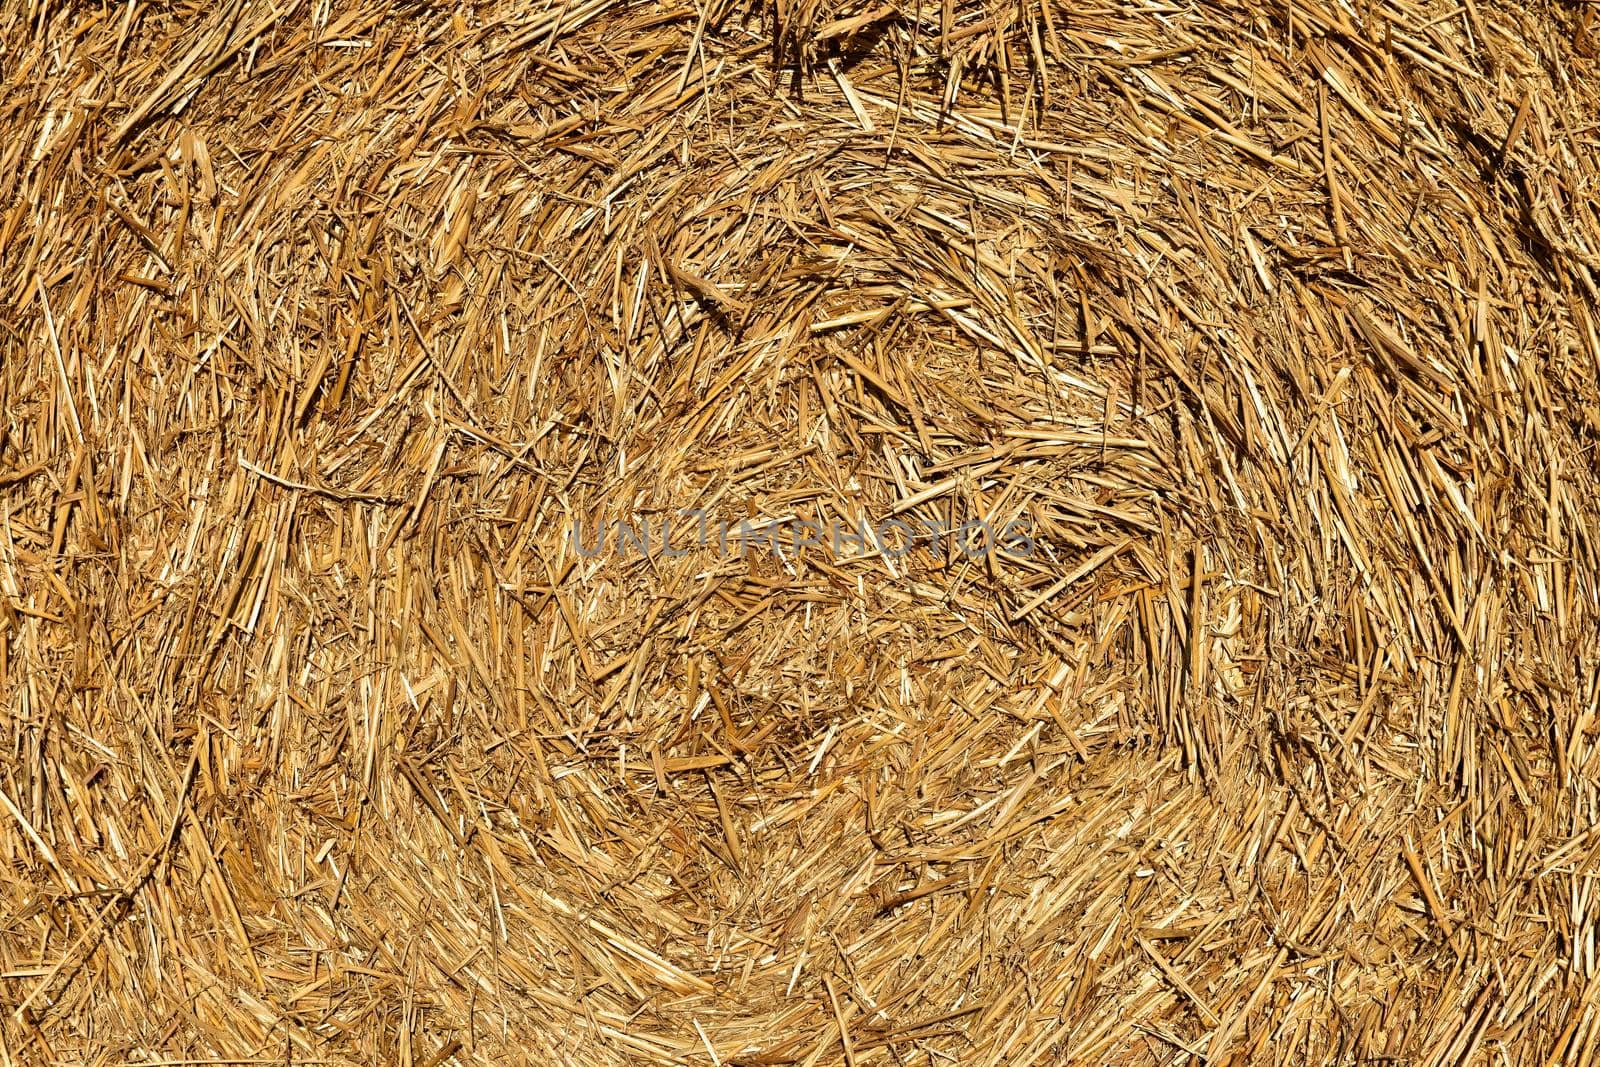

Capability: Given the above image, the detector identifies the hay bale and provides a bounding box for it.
[2,0,1598,1060]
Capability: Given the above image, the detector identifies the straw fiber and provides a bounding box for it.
[3,0,1600,1061]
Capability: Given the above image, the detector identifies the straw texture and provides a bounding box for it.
[3,0,1600,1061]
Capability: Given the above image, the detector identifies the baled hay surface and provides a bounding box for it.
[2,0,1600,1061]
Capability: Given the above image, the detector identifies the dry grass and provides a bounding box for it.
[3,0,1600,1061]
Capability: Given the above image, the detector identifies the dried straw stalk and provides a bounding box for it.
[2,0,1599,1061]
